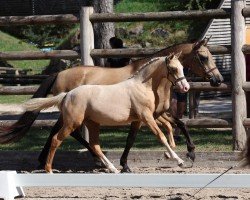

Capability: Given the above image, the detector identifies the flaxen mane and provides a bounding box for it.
[129,57,160,79]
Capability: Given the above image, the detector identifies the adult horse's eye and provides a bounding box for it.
[199,55,208,63]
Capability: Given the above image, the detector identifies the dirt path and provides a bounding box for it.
[0,151,250,200]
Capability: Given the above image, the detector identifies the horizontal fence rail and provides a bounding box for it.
[0,7,249,27]
[0,50,80,60]
[1,171,250,200]
[0,14,79,26]
[0,45,235,60]
[91,45,232,58]
[12,173,250,188]
[0,82,231,95]
[90,9,231,22]
[0,118,231,128]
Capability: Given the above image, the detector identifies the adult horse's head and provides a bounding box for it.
[165,53,190,93]
[182,38,224,86]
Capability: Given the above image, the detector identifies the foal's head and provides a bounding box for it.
[188,38,224,86]
[165,53,190,93]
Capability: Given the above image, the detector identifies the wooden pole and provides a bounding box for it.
[89,9,230,22]
[231,0,247,150]
[80,7,95,142]
[0,45,231,61]
[80,7,94,66]
[0,118,232,128]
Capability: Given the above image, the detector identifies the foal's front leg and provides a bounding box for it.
[155,116,176,148]
[142,110,184,166]
[85,120,119,173]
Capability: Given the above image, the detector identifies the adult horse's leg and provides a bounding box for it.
[161,112,196,161]
[142,110,184,166]
[86,120,119,173]
[120,121,142,173]
[38,115,98,168]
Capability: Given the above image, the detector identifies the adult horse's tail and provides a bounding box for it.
[0,74,58,144]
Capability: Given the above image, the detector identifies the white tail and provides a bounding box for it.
[23,92,67,112]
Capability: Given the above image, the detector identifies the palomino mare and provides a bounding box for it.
[0,39,224,172]
[23,55,190,173]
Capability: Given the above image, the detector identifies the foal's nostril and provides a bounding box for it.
[217,80,222,86]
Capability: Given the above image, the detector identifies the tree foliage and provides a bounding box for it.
[186,0,220,10]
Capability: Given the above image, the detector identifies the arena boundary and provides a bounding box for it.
[0,171,250,200]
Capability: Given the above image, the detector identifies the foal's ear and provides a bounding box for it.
[175,51,182,58]
[166,53,174,61]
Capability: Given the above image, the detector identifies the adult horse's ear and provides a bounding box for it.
[193,41,202,50]
[175,51,182,58]
[193,35,212,50]
[203,35,212,46]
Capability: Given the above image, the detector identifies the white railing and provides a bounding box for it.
[0,171,250,200]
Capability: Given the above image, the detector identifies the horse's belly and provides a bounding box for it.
[87,106,136,126]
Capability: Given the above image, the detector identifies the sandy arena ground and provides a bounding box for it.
[0,150,250,200]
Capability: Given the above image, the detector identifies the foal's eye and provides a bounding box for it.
[169,67,177,73]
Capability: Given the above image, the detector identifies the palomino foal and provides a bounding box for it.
[23,55,189,173]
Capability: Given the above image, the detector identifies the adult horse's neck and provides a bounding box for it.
[154,43,193,68]
[129,43,193,72]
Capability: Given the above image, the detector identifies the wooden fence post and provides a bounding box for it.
[80,7,94,66]
[231,0,247,150]
[80,6,95,142]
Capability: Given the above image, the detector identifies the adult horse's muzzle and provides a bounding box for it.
[209,75,224,87]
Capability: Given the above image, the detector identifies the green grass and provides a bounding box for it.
[0,127,233,152]
[0,95,32,104]
[0,31,49,74]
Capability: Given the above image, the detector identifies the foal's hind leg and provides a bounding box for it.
[38,115,99,169]
[142,110,184,166]
[45,125,73,173]
[85,120,119,173]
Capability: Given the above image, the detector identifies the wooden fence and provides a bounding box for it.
[0,1,249,150]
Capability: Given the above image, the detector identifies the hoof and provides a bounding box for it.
[109,167,120,174]
[93,157,105,168]
[164,152,171,159]
[178,162,184,168]
[186,152,195,162]
[36,163,45,170]
[121,166,132,173]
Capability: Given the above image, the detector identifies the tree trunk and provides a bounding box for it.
[91,0,114,66]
